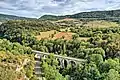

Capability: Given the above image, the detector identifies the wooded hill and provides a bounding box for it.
[0,14,35,21]
[40,9,120,21]
[2,9,120,22]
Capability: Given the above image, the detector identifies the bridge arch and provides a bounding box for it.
[43,55,47,59]
[33,50,86,77]
[69,60,77,67]
[63,59,68,68]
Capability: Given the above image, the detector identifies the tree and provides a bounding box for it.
[0,67,23,80]
[105,69,120,80]
[72,34,79,39]
[42,54,67,80]
[99,59,120,73]
[88,54,103,66]
[72,63,101,80]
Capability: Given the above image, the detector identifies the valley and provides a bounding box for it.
[0,9,120,80]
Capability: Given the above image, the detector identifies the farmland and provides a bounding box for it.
[36,30,75,40]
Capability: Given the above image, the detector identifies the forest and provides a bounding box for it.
[0,15,120,80]
[40,9,120,22]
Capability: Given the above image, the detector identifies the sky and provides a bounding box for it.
[0,0,120,18]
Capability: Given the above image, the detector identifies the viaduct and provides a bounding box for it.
[33,50,87,77]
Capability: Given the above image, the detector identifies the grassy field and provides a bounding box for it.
[53,32,75,40]
[35,29,76,40]
[35,20,118,41]
[36,30,57,40]
[35,30,90,41]
[83,20,119,28]
[54,19,118,29]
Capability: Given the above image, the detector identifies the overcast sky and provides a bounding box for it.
[0,0,120,18]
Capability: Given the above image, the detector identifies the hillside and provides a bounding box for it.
[0,18,120,79]
[0,9,120,80]
[40,9,120,21]
[0,14,35,21]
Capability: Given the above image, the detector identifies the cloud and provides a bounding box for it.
[0,0,120,18]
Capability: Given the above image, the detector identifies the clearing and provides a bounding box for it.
[35,30,89,41]
[35,30,75,40]
[83,20,119,28]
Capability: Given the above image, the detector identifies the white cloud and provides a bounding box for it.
[0,0,120,18]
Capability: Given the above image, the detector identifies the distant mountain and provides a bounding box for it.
[0,14,35,21]
[40,9,120,21]
[40,15,65,20]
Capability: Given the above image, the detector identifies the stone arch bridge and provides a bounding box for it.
[33,50,87,79]
[33,50,86,68]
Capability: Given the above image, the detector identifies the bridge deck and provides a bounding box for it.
[33,50,86,62]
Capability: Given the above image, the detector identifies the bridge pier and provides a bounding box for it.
[58,58,64,68]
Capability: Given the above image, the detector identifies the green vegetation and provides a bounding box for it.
[40,9,120,22]
[41,54,67,80]
[0,12,120,80]
[0,39,35,80]
[0,14,35,22]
